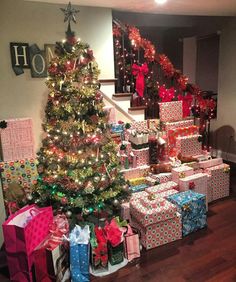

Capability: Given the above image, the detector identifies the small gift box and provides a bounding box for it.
[129,177,146,186]
[162,119,194,131]
[176,135,202,157]
[111,123,124,134]
[159,101,183,122]
[151,172,172,184]
[130,183,149,193]
[132,148,149,167]
[145,181,178,195]
[171,166,194,184]
[199,158,223,169]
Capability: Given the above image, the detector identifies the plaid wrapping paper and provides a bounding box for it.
[121,165,149,180]
[0,118,35,161]
[145,181,179,195]
[199,158,223,169]
[167,190,207,236]
[159,101,183,122]
[131,121,148,131]
[131,213,182,250]
[151,173,172,184]
[172,166,194,184]
[0,158,38,191]
[132,148,149,166]
[130,195,177,227]
[176,135,202,157]
[179,173,208,208]
[205,163,230,201]
[162,119,194,131]
[167,125,199,157]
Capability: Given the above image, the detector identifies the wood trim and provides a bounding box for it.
[128,106,147,111]
[99,79,117,83]
[113,93,132,98]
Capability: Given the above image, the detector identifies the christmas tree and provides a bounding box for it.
[33,3,129,219]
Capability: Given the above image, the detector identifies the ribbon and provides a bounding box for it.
[104,218,125,247]
[159,86,175,102]
[69,225,90,246]
[132,63,148,97]
[49,214,69,242]
[189,181,195,190]
[179,172,186,179]
[178,93,193,117]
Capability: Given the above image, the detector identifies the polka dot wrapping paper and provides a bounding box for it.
[0,158,38,191]
[159,101,183,122]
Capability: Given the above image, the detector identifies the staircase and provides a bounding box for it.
[100,79,146,123]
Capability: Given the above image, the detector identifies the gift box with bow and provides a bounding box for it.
[176,135,202,157]
[204,163,230,202]
[171,165,194,184]
[145,181,179,195]
[199,158,223,169]
[167,190,207,236]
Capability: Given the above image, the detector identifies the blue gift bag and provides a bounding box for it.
[70,225,90,282]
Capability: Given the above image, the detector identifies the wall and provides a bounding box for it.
[211,18,236,158]
[0,0,114,152]
[183,37,197,84]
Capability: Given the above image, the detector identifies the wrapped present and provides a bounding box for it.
[192,153,211,162]
[70,225,90,282]
[132,148,149,167]
[156,189,179,199]
[121,202,131,222]
[34,214,69,282]
[145,181,178,195]
[131,120,148,131]
[151,172,172,184]
[130,191,149,201]
[0,158,38,191]
[130,183,149,193]
[111,123,124,134]
[103,106,116,124]
[131,212,182,250]
[171,166,194,184]
[0,118,35,161]
[121,165,149,180]
[124,225,140,261]
[183,162,201,171]
[145,176,159,186]
[167,125,199,156]
[159,101,183,122]
[179,173,208,208]
[199,158,223,169]
[167,191,207,236]
[176,135,202,157]
[205,163,230,201]
[129,177,146,186]
[130,194,178,227]
[162,119,194,131]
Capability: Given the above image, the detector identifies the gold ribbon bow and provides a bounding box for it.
[179,172,186,178]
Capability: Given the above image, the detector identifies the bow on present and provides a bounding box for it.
[224,167,230,173]
[132,63,149,97]
[178,94,193,117]
[183,204,191,212]
[159,86,175,102]
[179,172,186,179]
[49,214,69,243]
[189,181,196,190]
[104,217,126,247]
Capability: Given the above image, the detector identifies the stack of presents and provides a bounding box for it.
[111,100,230,250]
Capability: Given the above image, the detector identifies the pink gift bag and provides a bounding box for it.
[2,204,53,282]
[124,225,140,261]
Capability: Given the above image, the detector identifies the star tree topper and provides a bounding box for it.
[60,2,79,36]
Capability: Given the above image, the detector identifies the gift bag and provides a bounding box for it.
[70,225,90,282]
[124,225,140,261]
[34,214,70,282]
[2,204,53,282]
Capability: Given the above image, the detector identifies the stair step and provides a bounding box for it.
[128,106,147,111]
[113,93,132,99]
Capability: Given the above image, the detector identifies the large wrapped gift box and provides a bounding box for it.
[0,118,35,161]
[167,191,207,236]
[179,173,208,209]
[199,158,223,169]
[167,125,199,156]
[132,148,149,167]
[130,195,182,249]
[176,135,202,157]
[205,163,230,202]
[159,101,183,122]
[0,158,38,191]
[162,119,194,131]
[121,165,149,180]
[171,166,194,184]
[145,181,178,195]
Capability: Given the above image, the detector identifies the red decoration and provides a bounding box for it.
[178,93,193,117]
[159,86,175,102]
[141,39,156,62]
[177,75,188,91]
[93,226,108,267]
[113,25,122,37]
[189,181,195,190]
[128,26,142,48]
[132,63,149,97]
[104,218,124,247]
[158,54,175,78]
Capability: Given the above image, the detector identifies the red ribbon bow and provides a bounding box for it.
[132,63,149,97]
[189,181,195,190]
[178,93,193,117]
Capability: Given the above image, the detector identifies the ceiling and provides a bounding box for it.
[26,0,236,16]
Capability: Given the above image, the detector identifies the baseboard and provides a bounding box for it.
[221,151,236,163]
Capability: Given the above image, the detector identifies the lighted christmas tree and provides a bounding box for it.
[33,3,129,218]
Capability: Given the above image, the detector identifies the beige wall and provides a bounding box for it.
[0,0,114,152]
[211,18,236,156]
